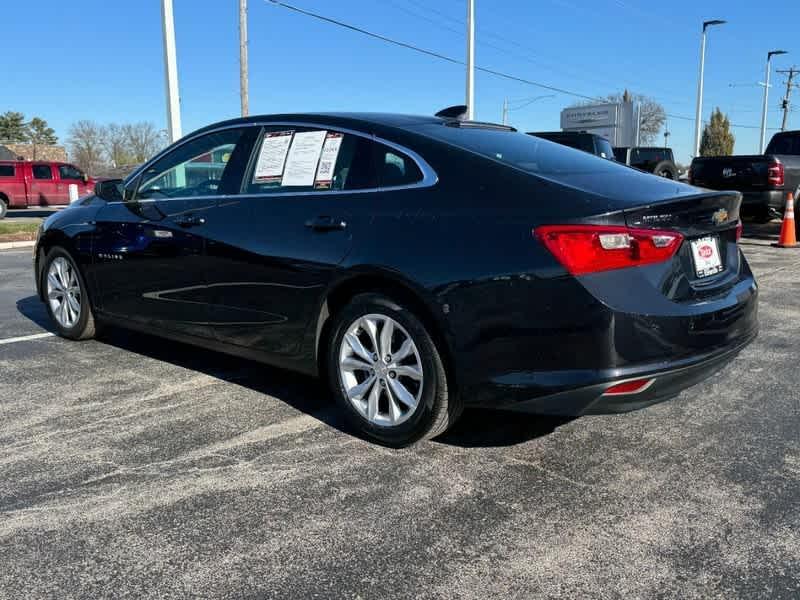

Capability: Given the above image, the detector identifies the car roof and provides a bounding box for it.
[190,112,445,138]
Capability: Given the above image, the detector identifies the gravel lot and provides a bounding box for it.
[1,223,798,599]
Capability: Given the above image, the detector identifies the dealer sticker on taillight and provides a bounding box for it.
[690,236,723,278]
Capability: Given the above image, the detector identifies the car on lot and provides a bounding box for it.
[33,112,759,445]
[613,146,679,179]
[0,161,95,218]
[527,131,615,160]
[689,130,800,222]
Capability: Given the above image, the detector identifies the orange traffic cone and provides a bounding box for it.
[773,192,798,248]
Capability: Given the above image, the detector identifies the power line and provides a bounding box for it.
[265,0,602,102]
[265,0,781,131]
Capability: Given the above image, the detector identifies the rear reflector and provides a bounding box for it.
[534,225,683,276]
[602,378,655,396]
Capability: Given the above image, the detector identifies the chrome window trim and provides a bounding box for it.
[122,120,438,201]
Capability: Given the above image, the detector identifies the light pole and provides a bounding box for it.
[502,95,555,125]
[239,0,249,117]
[465,0,475,120]
[161,0,182,143]
[693,19,726,158]
[760,50,788,152]
[694,19,727,156]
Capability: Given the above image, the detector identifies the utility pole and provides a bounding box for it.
[161,0,182,143]
[239,0,249,117]
[502,98,508,125]
[465,0,475,120]
[761,50,788,153]
[777,67,798,131]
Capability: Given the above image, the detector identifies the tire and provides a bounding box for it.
[326,293,461,447]
[653,161,677,179]
[0,196,7,219]
[41,247,97,340]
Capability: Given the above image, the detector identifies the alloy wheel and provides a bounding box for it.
[47,256,81,329]
[338,313,424,427]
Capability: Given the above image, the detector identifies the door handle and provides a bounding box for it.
[175,214,206,228]
[305,216,347,231]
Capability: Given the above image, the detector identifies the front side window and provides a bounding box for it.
[32,165,53,180]
[58,164,83,180]
[136,129,245,200]
[0,165,14,177]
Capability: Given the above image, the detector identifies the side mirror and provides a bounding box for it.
[95,179,123,202]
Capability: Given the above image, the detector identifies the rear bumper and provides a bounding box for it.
[492,328,757,416]
[740,190,786,212]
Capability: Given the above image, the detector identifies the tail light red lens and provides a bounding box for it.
[767,162,784,187]
[736,220,743,241]
[534,225,683,276]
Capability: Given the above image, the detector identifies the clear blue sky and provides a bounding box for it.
[4,0,799,164]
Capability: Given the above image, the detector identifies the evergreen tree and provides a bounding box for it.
[699,108,735,156]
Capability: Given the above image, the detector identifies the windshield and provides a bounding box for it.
[415,124,625,175]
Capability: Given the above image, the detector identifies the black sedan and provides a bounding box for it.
[34,112,758,446]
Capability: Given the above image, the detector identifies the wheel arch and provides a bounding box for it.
[312,270,458,389]
[35,230,83,301]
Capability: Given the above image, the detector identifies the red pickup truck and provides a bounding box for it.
[0,161,95,218]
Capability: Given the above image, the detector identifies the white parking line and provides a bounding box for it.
[0,332,55,346]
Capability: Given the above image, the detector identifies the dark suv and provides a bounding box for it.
[614,147,679,179]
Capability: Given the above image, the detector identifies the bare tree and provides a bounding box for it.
[101,123,134,168]
[67,120,105,175]
[123,122,166,163]
[570,90,667,145]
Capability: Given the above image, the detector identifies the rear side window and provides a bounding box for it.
[0,165,14,177]
[58,165,83,180]
[32,165,53,179]
[247,129,367,194]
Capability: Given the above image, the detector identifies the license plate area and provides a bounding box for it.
[690,236,723,278]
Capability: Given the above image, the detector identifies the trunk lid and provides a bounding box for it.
[623,191,743,300]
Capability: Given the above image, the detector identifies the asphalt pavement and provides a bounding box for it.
[0,225,798,599]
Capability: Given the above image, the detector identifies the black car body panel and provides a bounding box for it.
[35,112,758,415]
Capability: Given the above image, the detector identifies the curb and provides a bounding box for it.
[0,241,35,250]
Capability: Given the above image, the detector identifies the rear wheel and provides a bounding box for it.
[42,247,97,340]
[653,161,677,179]
[326,293,461,446]
[0,196,7,219]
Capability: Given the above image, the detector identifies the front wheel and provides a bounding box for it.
[326,293,461,446]
[42,247,97,340]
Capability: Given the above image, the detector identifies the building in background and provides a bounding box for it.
[560,102,641,147]
[0,143,67,162]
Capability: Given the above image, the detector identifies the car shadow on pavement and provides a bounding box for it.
[16,295,570,448]
[16,295,57,332]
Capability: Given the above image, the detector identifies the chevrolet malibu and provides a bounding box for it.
[34,112,758,445]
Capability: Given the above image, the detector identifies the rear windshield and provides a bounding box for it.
[766,134,800,155]
[415,124,622,175]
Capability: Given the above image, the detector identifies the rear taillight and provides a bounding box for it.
[736,220,743,241]
[534,225,683,276]
[767,162,784,187]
